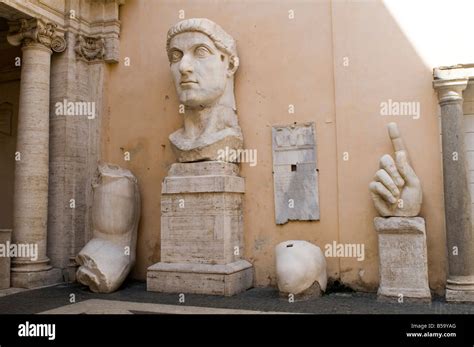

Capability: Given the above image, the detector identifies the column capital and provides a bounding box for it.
[7,18,67,53]
[433,78,469,105]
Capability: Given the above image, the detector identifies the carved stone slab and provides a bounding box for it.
[272,123,319,224]
[147,161,253,296]
[160,162,244,264]
[374,217,431,301]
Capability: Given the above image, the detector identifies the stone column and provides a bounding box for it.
[7,18,66,288]
[434,77,474,302]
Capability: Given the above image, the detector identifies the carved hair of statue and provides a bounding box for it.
[166,18,240,75]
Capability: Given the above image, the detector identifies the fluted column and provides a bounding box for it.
[434,77,474,302]
[7,18,66,288]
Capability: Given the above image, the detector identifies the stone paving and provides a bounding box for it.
[0,281,474,314]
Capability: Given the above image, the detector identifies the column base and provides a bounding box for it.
[147,260,253,296]
[446,276,474,302]
[446,289,474,302]
[11,267,63,289]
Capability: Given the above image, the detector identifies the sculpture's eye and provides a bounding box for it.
[195,46,211,58]
[170,50,183,63]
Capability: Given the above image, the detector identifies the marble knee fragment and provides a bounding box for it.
[76,163,140,293]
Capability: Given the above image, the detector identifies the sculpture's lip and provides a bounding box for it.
[180,80,198,85]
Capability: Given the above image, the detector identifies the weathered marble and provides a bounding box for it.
[2,0,125,287]
[7,19,65,288]
[369,122,422,217]
[3,1,123,63]
[275,240,327,299]
[148,260,253,296]
[0,229,11,289]
[7,19,66,53]
[166,18,243,162]
[147,19,252,296]
[168,160,240,176]
[48,34,107,281]
[76,163,140,293]
[272,123,320,224]
[434,77,474,302]
[147,161,253,296]
[370,123,430,301]
[75,35,105,62]
[374,217,431,301]
[446,283,474,302]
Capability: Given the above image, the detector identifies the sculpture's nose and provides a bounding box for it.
[179,54,193,75]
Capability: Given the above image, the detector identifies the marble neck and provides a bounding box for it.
[183,104,234,138]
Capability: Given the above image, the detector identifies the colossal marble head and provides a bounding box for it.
[166,18,239,110]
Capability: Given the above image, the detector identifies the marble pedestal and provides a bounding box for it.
[147,161,253,296]
[0,229,12,289]
[374,217,431,301]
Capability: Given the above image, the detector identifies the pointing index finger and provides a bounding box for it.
[388,122,406,153]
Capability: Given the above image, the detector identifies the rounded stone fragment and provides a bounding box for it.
[275,240,327,298]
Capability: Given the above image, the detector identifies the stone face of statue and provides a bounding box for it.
[168,31,230,109]
[166,18,243,163]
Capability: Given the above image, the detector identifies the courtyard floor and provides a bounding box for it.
[0,281,474,314]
